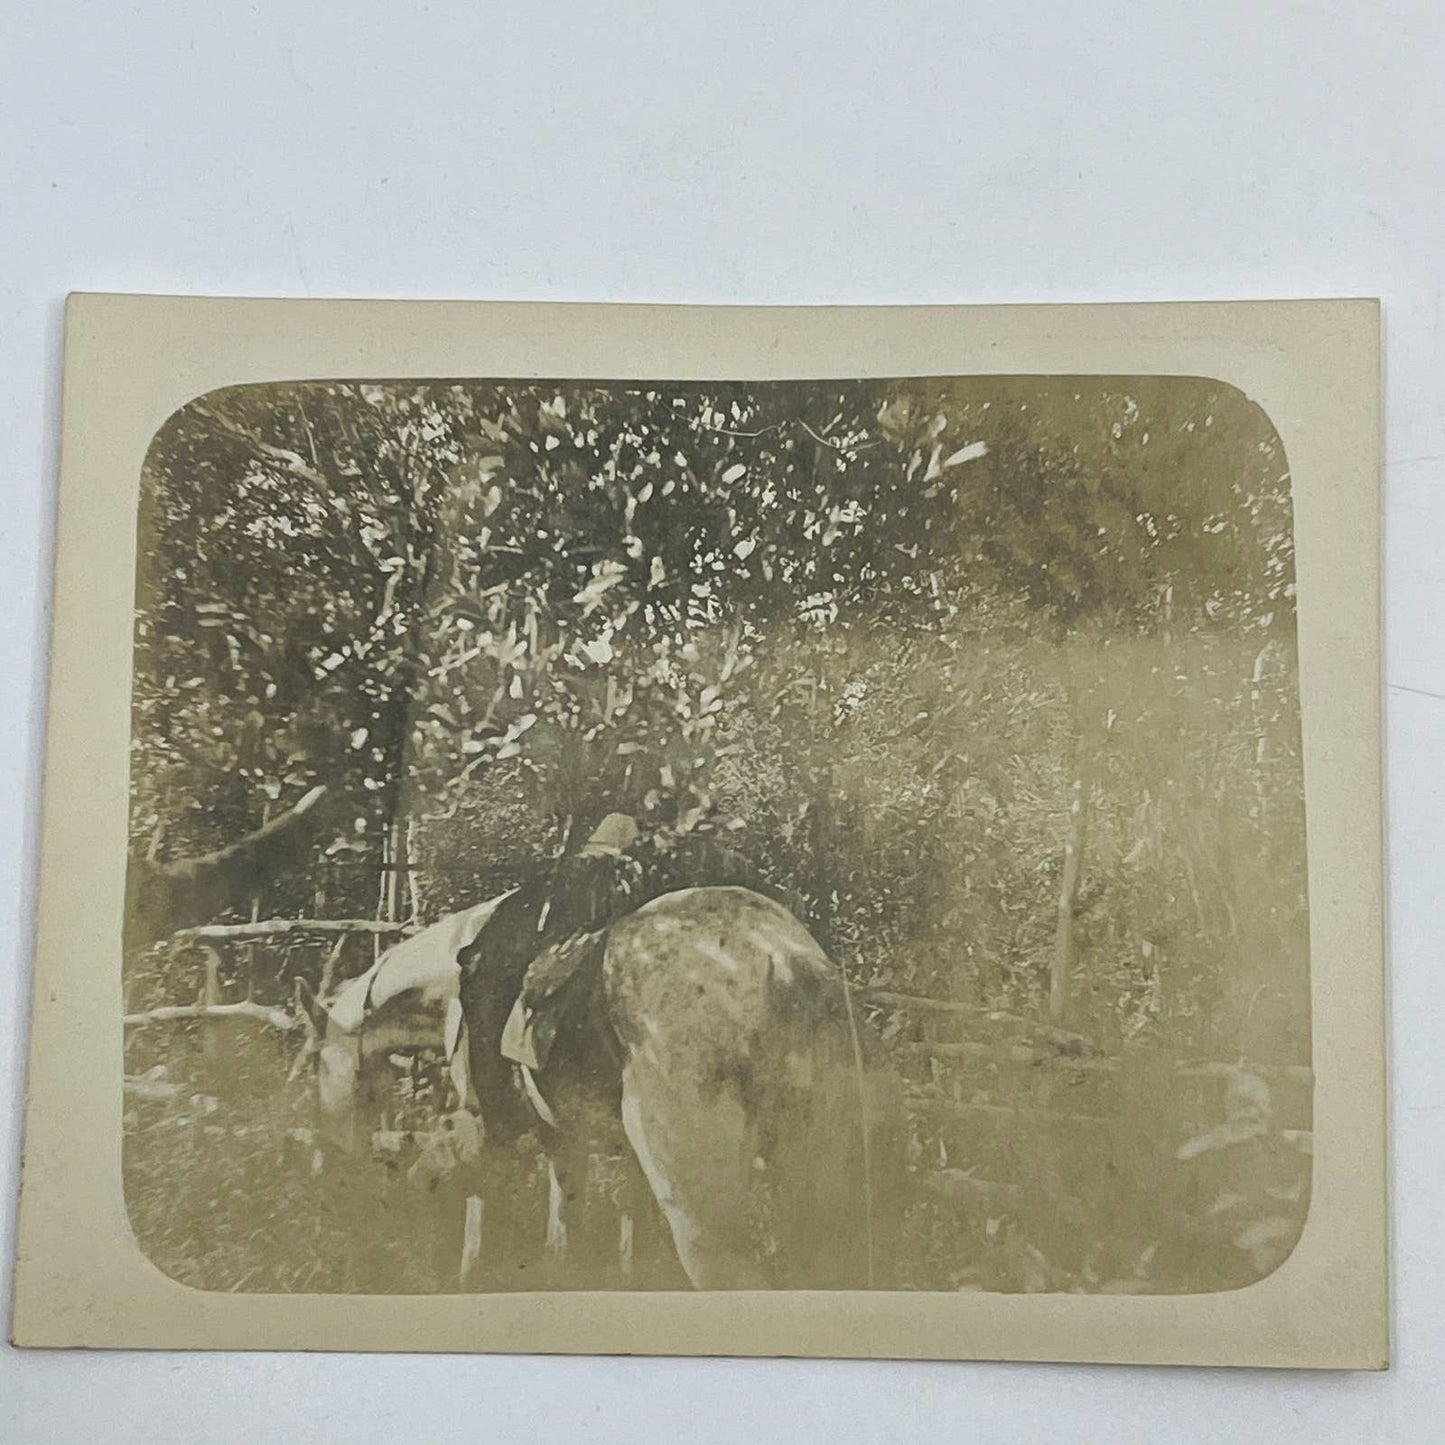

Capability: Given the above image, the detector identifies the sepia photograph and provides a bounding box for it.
[10,296,1384,1367]
[118,370,1311,1297]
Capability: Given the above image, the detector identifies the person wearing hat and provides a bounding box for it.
[549,812,644,936]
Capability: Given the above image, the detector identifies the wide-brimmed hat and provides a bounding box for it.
[580,812,639,858]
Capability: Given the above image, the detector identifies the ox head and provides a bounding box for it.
[294,891,517,1158]
[293,976,363,1155]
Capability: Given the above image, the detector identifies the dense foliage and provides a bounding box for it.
[124,374,1309,1294]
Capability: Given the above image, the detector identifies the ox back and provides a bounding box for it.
[456,876,904,1289]
[602,887,905,1289]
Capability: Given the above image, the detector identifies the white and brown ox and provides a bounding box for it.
[299,893,515,1156]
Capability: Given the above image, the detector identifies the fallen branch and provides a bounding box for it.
[923,1170,1087,1217]
[1177,1060,1315,1086]
[898,1040,1104,1069]
[899,1040,1314,1086]
[173,917,417,943]
[926,1171,1020,1203]
[123,1001,300,1031]
[861,990,1097,1050]
[908,1095,1115,1128]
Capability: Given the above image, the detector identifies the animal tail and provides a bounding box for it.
[762,950,903,1288]
[835,960,878,1287]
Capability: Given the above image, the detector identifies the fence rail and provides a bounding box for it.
[174,917,416,942]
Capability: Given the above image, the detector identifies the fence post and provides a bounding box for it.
[199,946,226,1062]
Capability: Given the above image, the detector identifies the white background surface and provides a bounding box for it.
[1,3,1440,1440]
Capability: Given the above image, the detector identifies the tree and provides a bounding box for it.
[131,373,1300,997]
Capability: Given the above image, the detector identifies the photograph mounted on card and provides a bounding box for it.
[11,295,1386,1367]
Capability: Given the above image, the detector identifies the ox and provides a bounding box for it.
[457,882,906,1290]
[299,818,905,1290]
[297,893,518,1285]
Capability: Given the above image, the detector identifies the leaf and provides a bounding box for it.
[573,561,628,615]
[943,440,989,468]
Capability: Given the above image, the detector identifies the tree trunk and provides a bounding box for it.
[1050,778,1086,1024]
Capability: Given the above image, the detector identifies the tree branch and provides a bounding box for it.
[190,401,332,494]
[693,419,782,439]
[127,786,332,950]
[152,785,327,879]
[796,418,841,449]
[123,1001,301,1031]
[793,418,881,452]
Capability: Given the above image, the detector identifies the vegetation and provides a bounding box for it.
[123,373,1310,1294]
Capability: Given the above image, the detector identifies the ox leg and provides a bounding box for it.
[618,1211,634,1277]
[542,1139,607,1281]
[616,1151,675,1285]
[459,1195,484,1288]
[618,1067,767,1290]
[545,1157,569,1260]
